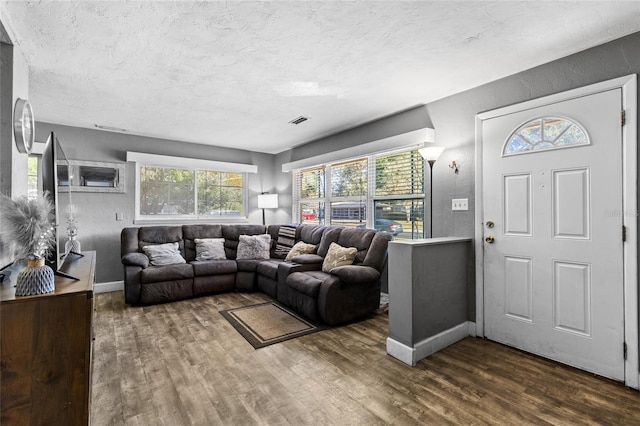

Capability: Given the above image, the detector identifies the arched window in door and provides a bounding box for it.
[503,117,589,156]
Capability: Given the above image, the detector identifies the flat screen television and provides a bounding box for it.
[41,131,81,280]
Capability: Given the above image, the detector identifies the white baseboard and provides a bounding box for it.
[386,337,416,366]
[387,321,472,366]
[94,280,124,294]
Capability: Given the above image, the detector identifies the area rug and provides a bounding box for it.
[221,302,325,349]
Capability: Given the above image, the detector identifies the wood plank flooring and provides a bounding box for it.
[92,291,640,425]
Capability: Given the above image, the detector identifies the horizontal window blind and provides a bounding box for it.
[375,150,424,196]
[331,158,368,198]
[292,148,425,238]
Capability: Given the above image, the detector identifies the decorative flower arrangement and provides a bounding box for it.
[0,193,56,261]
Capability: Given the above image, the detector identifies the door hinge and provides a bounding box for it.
[624,342,628,360]
[621,110,626,126]
[622,225,627,242]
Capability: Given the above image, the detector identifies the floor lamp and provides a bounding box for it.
[418,146,445,238]
[257,193,279,225]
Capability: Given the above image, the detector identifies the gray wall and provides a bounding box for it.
[274,31,640,321]
[34,122,279,283]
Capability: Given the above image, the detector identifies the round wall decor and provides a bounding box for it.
[13,98,35,154]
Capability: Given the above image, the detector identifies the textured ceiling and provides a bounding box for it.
[3,1,640,154]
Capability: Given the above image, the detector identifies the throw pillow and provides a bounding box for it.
[285,241,317,261]
[274,225,297,258]
[194,238,226,261]
[236,234,271,260]
[322,242,357,273]
[142,242,186,266]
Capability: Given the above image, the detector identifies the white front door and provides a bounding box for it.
[481,88,625,380]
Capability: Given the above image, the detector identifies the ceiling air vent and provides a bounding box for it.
[289,116,309,125]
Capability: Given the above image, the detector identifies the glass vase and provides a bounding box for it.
[65,235,81,254]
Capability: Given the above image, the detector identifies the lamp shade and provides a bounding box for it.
[418,146,445,162]
[258,193,279,209]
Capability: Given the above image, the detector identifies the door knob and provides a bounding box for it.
[486,221,494,228]
[485,235,495,244]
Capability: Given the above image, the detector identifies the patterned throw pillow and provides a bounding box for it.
[284,242,317,261]
[142,242,186,266]
[274,225,297,258]
[322,242,357,273]
[236,234,272,260]
[194,238,226,261]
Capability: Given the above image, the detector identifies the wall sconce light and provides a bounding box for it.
[449,160,458,174]
[257,192,279,225]
[418,146,445,238]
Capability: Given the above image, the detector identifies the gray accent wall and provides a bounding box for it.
[274,31,640,322]
[34,122,279,283]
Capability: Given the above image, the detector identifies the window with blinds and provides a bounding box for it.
[292,148,425,239]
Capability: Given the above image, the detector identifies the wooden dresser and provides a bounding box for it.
[1,251,96,426]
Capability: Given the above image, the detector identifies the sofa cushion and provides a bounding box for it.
[287,270,330,298]
[256,259,284,280]
[274,225,297,258]
[236,259,265,272]
[317,227,342,257]
[142,242,186,266]
[137,226,184,255]
[195,238,226,261]
[285,242,317,261]
[183,224,223,261]
[191,259,237,276]
[336,228,376,264]
[322,242,357,273]
[140,263,193,283]
[298,224,326,245]
[222,224,267,259]
[236,234,271,260]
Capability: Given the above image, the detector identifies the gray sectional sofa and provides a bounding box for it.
[121,223,389,325]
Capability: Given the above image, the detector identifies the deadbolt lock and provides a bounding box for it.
[486,220,494,228]
[485,235,495,244]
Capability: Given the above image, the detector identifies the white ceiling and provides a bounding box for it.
[3,1,640,154]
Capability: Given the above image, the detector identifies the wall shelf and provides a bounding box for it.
[57,159,125,193]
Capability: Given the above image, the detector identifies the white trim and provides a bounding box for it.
[126,151,258,174]
[95,280,124,294]
[621,76,639,390]
[386,337,416,366]
[282,127,435,172]
[475,74,638,389]
[386,322,471,366]
[467,321,477,337]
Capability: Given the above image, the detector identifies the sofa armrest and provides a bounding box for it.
[330,265,380,284]
[122,252,149,269]
[289,254,324,265]
[277,260,322,276]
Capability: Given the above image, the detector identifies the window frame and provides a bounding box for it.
[292,147,426,238]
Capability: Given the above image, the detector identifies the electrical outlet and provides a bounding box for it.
[452,198,468,211]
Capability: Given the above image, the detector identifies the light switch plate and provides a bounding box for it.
[452,198,468,211]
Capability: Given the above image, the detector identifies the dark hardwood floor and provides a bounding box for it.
[92,291,640,425]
